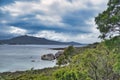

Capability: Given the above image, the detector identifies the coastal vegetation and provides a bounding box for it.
[0,36,119,80]
[0,0,120,80]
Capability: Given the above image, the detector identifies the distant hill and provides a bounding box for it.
[0,35,82,45]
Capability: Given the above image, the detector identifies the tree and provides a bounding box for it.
[72,43,120,80]
[57,54,67,66]
[53,67,91,80]
[56,46,75,66]
[95,0,120,39]
[64,45,75,57]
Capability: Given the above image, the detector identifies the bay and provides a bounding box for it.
[0,45,84,72]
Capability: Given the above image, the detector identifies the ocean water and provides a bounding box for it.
[0,45,84,72]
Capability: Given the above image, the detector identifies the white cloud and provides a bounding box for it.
[0,0,108,15]
[0,0,108,26]
[33,30,69,41]
[1,20,7,24]
[32,17,101,44]
[36,15,66,27]
[33,30,101,43]
[85,18,100,33]
[9,26,27,35]
[89,0,108,5]
[0,0,87,15]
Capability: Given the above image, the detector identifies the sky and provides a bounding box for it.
[0,0,109,43]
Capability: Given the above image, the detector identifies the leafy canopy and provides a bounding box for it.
[95,0,120,39]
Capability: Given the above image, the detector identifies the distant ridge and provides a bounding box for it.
[0,35,82,45]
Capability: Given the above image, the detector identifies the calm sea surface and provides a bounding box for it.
[0,45,84,72]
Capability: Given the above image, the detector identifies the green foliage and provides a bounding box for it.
[64,45,75,57]
[0,76,5,80]
[55,38,120,80]
[113,55,120,73]
[0,67,58,80]
[53,67,91,80]
[104,36,120,52]
[57,46,75,66]
[109,36,120,74]
[95,0,120,39]
[72,40,120,80]
[57,54,67,66]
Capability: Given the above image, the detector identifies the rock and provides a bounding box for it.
[30,56,33,58]
[55,51,64,58]
[31,60,35,62]
[41,53,55,61]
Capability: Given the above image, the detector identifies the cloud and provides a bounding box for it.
[35,15,66,27]
[33,30,101,43]
[0,0,108,26]
[0,0,86,16]
[0,26,27,39]
[89,0,108,5]
[1,20,7,24]
[32,17,101,43]
[0,0,109,43]
[33,30,69,42]
[85,18,99,33]
[9,26,27,35]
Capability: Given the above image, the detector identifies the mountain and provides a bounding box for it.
[0,35,81,45]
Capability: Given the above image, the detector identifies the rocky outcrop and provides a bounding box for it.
[41,51,64,61]
[41,54,55,61]
[55,51,64,58]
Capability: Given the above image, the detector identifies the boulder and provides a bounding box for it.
[31,60,35,62]
[41,53,55,61]
[55,51,64,58]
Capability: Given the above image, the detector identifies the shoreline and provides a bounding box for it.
[50,47,65,50]
[0,67,59,76]
[0,45,87,74]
